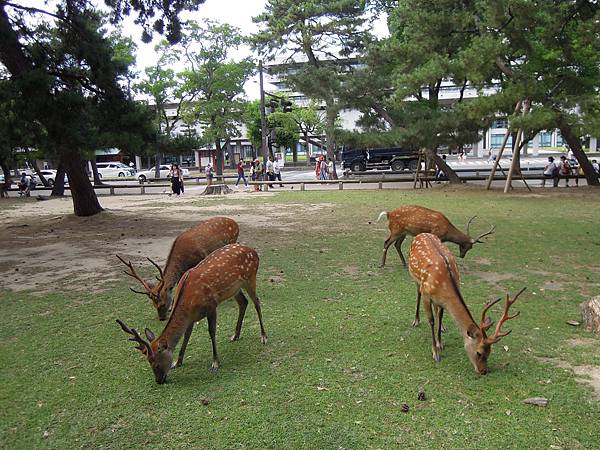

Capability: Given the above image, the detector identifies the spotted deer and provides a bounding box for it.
[117,216,239,320]
[117,243,267,384]
[377,205,495,268]
[408,233,524,374]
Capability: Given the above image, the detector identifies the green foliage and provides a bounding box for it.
[243,100,263,151]
[268,111,299,150]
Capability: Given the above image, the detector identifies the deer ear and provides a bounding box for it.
[144,328,156,342]
[467,324,482,339]
[482,317,494,331]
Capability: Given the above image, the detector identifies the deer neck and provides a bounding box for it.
[445,226,472,246]
[444,291,479,339]
[158,301,196,350]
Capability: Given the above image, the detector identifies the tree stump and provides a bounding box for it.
[581,296,600,333]
[200,184,232,196]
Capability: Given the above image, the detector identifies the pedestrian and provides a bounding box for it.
[205,162,214,187]
[592,159,600,174]
[255,158,263,191]
[327,158,336,179]
[319,156,328,181]
[558,155,572,187]
[273,156,284,187]
[435,155,447,183]
[266,156,275,188]
[169,163,183,196]
[18,172,30,197]
[314,156,321,180]
[236,159,248,187]
[542,156,559,187]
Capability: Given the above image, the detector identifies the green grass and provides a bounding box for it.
[2,187,600,449]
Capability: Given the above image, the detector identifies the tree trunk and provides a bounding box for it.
[325,103,338,180]
[154,153,161,179]
[63,152,103,216]
[215,139,225,183]
[0,159,12,197]
[425,148,461,183]
[558,122,599,186]
[226,139,236,169]
[303,131,310,166]
[90,159,103,185]
[29,158,49,187]
[51,160,66,196]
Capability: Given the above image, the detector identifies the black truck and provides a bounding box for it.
[341,147,420,173]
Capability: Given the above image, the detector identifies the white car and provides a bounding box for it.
[39,170,68,186]
[137,165,190,182]
[96,162,136,179]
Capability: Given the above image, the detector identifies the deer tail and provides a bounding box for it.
[376,211,388,223]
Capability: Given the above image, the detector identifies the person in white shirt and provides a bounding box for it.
[266,156,275,188]
[592,159,599,174]
[273,157,283,187]
[542,156,558,187]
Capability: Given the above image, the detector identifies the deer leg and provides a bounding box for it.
[435,306,444,351]
[412,284,421,327]
[393,234,407,268]
[245,283,268,344]
[230,292,249,341]
[423,296,440,362]
[380,237,395,268]
[206,309,220,371]
[173,323,194,368]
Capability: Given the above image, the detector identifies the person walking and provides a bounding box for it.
[255,158,263,191]
[205,162,214,187]
[266,156,275,188]
[319,155,328,181]
[235,159,248,187]
[169,163,183,196]
[273,156,284,187]
[327,158,336,180]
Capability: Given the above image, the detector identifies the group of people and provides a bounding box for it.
[314,155,336,180]
[236,156,283,191]
[542,154,591,187]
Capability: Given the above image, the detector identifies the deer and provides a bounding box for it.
[377,205,495,268]
[116,243,267,384]
[408,233,524,374]
[117,216,239,321]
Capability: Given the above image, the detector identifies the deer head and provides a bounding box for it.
[116,255,170,320]
[116,319,173,384]
[459,216,496,258]
[463,288,525,374]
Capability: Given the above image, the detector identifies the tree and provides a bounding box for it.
[180,20,253,180]
[0,0,204,215]
[252,0,373,178]
[291,102,324,163]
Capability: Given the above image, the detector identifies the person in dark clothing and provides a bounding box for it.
[236,159,248,187]
[169,163,182,196]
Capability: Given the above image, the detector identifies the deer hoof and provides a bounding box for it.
[171,360,183,369]
[230,334,240,342]
[412,318,420,327]
[432,351,441,363]
[260,335,268,345]
[210,361,220,372]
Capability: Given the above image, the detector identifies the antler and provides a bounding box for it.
[116,255,153,294]
[116,319,153,355]
[147,257,164,280]
[480,297,501,331]
[473,225,496,243]
[487,287,526,343]
[466,215,477,236]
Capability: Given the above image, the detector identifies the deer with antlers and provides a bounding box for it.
[116,243,267,384]
[408,233,524,374]
[377,205,495,268]
[117,217,239,320]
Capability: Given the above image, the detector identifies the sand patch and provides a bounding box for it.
[473,257,493,266]
[470,271,514,283]
[539,357,600,401]
[540,280,566,291]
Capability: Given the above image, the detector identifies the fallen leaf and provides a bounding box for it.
[566,320,581,326]
[523,397,549,407]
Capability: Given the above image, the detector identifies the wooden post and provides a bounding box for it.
[504,100,530,193]
[141,186,146,194]
[378,181,382,189]
[339,182,343,190]
[486,100,522,190]
[110,186,115,195]
[301,183,305,191]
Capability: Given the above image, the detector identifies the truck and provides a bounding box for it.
[341,147,420,173]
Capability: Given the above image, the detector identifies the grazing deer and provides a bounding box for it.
[116,243,267,384]
[117,217,239,320]
[408,233,524,374]
[377,206,495,268]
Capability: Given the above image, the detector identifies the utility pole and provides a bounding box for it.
[258,60,269,162]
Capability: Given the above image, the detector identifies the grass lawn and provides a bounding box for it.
[1,187,600,449]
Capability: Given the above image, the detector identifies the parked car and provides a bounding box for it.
[96,162,136,179]
[341,147,420,172]
[38,170,68,186]
[137,165,190,182]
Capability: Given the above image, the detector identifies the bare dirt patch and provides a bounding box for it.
[539,357,600,401]
[470,271,514,284]
[540,280,566,291]
[0,193,327,293]
[473,257,493,266]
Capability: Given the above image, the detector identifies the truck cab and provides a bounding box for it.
[341,147,419,173]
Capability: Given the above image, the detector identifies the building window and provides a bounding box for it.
[491,134,512,148]
[539,131,552,147]
[556,130,563,146]
[492,118,508,129]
